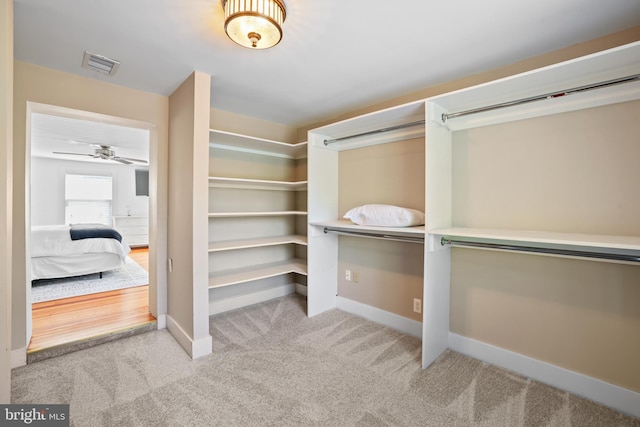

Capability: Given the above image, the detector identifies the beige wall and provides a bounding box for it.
[338,138,425,215]
[167,71,211,355]
[12,61,169,351]
[337,138,425,320]
[0,0,13,403]
[451,249,640,391]
[211,148,296,181]
[210,108,299,143]
[452,101,640,235]
[450,101,640,391]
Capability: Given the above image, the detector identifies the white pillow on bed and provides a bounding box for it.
[343,204,425,227]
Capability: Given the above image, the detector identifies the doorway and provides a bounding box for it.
[26,103,160,360]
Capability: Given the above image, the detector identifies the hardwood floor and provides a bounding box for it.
[29,247,155,354]
[129,246,149,271]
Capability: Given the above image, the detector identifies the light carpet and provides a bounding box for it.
[31,256,149,303]
[11,295,640,426]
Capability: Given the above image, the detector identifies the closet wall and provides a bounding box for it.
[166,71,211,358]
[449,100,640,392]
[337,138,425,321]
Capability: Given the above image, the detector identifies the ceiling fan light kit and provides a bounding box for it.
[222,0,286,49]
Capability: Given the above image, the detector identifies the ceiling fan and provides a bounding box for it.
[53,143,148,165]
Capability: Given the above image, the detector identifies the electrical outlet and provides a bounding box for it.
[352,271,359,283]
[413,298,422,314]
[345,269,352,281]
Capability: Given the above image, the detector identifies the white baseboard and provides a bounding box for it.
[209,283,297,315]
[166,315,212,360]
[336,296,422,338]
[448,333,640,419]
[10,347,26,369]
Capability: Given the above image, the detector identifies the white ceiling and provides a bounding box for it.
[30,113,149,164]
[13,0,640,128]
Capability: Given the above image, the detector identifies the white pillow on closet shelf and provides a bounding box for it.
[343,204,425,227]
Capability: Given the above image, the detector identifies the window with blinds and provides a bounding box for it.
[64,174,113,225]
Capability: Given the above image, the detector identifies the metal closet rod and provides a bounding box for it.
[323,120,425,146]
[441,237,640,263]
[321,73,640,145]
[441,73,640,122]
[323,227,424,244]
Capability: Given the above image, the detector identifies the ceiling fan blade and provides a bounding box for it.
[117,156,148,164]
[68,139,105,148]
[53,151,94,157]
[112,157,133,165]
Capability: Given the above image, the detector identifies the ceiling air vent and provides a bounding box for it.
[81,51,120,76]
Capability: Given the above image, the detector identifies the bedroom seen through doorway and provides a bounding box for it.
[27,107,156,361]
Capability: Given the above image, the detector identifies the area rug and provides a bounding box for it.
[31,257,148,303]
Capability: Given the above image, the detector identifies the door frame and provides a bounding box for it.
[23,102,165,356]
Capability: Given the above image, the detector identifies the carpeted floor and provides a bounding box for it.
[31,257,149,302]
[11,295,640,426]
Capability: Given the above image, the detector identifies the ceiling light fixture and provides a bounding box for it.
[222,0,286,49]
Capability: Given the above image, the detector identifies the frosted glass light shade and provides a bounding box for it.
[222,0,286,49]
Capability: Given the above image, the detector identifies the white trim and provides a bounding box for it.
[336,296,422,338]
[209,283,296,315]
[448,333,640,418]
[191,334,213,359]
[155,314,167,330]
[11,347,26,369]
[166,314,212,360]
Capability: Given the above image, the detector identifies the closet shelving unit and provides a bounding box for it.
[307,101,427,317]
[208,129,308,293]
[423,41,640,366]
[308,42,640,416]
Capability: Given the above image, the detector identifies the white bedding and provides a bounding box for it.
[31,225,131,280]
[31,253,124,281]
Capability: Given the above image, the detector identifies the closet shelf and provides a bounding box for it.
[311,102,425,151]
[209,129,307,159]
[208,258,308,289]
[430,227,640,251]
[208,176,307,191]
[311,220,425,237]
[208,235,308,252]
[209,211,307,218]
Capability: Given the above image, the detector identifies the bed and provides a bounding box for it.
[31,224,131,280]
